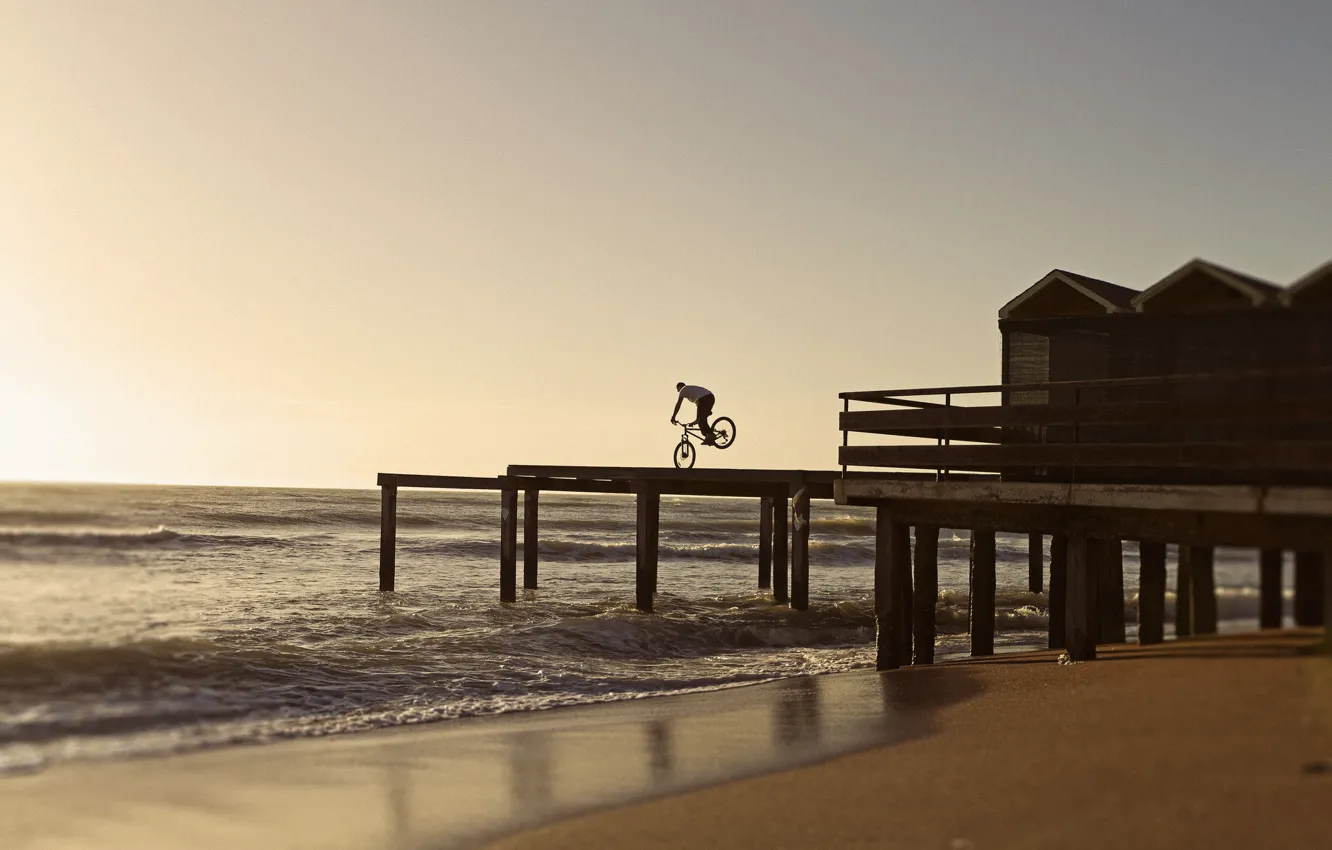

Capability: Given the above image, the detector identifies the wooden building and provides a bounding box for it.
[840,257,1332,668]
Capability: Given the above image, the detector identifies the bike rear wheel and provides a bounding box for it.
[673,439,696,469]
[710,416,736,449]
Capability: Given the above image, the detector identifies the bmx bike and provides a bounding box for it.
[672,416,736,468]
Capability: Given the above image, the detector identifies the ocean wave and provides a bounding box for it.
[397,536,882,566]
[0,526,303,552]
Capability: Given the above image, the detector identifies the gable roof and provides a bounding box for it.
[997,269,1139,320]
[1131,258,1281,312]
[1281,260,1332,306]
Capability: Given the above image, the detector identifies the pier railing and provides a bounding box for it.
[839,368,1332,486]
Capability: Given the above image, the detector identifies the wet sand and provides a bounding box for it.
[3,631,1328,850]
[488,630,1332,850]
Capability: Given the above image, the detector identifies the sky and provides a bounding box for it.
[2,0,1330,488]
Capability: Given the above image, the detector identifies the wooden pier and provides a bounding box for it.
[377,466,986,612]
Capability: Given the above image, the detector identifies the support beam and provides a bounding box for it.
[969,529,996,657]
[523,491,539,590]
[913,525,939,665]
[1189,545,1218,635]
[1065,535,1098,661]
[1259,549,1284,629]
[500,488,518,603]
[773,493,789,604]
[1048,535,1067,649]
[791,487,810,611]
[1295,551,1325,626]
[379,478,398,592]
[1097,538,1126,644]
[635,487,660,613]
[1138,541,1166,645]
[758,496,773,590]
[1028,533,1043,593]
[1175,545,1193,638]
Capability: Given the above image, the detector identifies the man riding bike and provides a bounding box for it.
[671,382,718,446]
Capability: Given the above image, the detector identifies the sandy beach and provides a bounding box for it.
[1,629,1325,850]
[490,630,1332,850]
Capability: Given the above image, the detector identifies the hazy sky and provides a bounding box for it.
[3,1,1330,487]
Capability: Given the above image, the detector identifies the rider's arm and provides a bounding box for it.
[670,397,683,423]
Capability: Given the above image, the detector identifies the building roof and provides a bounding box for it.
[1281,260,1332,307]
[997,269,1139,320]
[1131,258,1282,313]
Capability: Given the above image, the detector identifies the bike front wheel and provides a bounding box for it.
[710,417,736,449]
[673,439,696,469]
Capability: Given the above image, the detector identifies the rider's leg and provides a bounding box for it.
[696,394,717,445]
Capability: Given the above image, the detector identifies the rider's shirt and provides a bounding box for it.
[678,385,712,403]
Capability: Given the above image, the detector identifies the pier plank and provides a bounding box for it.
[913,525,939,665]
[1138,541,1167,645]
[840,442,1332,475]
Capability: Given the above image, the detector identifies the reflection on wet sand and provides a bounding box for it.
[2,669,980,850]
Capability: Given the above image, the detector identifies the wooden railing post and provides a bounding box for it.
[378,475,398,592]
[758,496,773,590]
[970,529,996,657]
[913,525,938,665]
[1138,541,1167,645]
[791,485,810,611]
[523,490,539,590]
[500,486,518,602]
[773,488,789,604]
[1259,549,1284,629]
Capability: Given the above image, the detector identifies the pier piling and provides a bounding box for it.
[791,487,810,611]
[635,485,660,612]
[970,529,996,657]
[1294,551,1325,626]
[1066,535,1098,661]
[379,476,397,592]
[500,487,518,602]
[1028,533,1043,593]
[1097,538,1126,644]
[913,525,938,665]
[773,492,789,605]
[1048,535,1067,649]
[523,491,539,590]
[874,511,911,670]
[758,496,773,590]
[1189,546,1218,635]
[1259,549,1284,628]
[1138,541,1166,645]
[1176,547,1193,639]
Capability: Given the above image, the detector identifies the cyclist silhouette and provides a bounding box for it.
[670,382,717,446]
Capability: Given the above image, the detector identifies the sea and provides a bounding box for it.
[0,481,1277,775]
